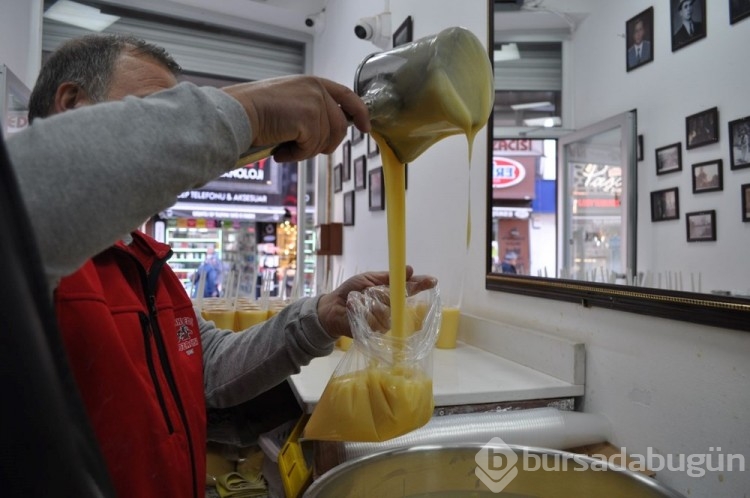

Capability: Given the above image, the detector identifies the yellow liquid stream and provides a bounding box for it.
[305,27,493,442]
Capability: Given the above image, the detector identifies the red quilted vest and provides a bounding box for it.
[55,231,206,498]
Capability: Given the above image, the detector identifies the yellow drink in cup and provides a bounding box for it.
[235,304,268,331]
[435,306,461,349]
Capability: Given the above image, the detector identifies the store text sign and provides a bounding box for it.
[218,158,269,183]
[492,157,526,189]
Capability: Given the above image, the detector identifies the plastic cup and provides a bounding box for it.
[435,305,460,349]
[201,300,236,331]
[235,304,268,331]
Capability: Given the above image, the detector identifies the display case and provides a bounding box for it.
[166,226,222,290]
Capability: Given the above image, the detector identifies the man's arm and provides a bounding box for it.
[7,82,251,287]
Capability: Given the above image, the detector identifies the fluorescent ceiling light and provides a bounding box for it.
[493,43,520,62]
[510,101,552,111]
[44,0,120,32]
[523,116,562,127]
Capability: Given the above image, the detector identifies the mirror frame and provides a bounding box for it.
[484,0,750,333]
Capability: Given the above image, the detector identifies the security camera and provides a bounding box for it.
[354,16,377,40]
[354,12,391,50]
[305,17,315,28]
[305,10,325,32]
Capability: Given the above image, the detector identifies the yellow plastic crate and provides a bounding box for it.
[278,414,312,498]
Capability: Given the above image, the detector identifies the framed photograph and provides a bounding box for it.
[341,140,351,182]
[670,0,706,52]
[686,210,716,242]
[650,187,680,222]
[686,107,719,149]
[655,142,682,175]
[637,134,644,161]
[692,159,723,193]
[367,133,380,158]
[343,190,355,226]
[730,0,750,25]
[626,7,654,72]
[354,155,367,191]
[728,115,750,170]
[333,163,343,193]
[350,125,364,146]
[393,15,413,47]
[742,183,750,222]
[368,167,384,211]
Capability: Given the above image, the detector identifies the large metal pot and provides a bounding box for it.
[304,443,685,497]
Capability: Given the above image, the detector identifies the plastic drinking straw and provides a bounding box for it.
[232,270,243,312]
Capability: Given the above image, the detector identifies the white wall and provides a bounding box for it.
[313,1,750,496]
[0,0,43,88]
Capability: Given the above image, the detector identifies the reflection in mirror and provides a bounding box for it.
[486,0,750,332]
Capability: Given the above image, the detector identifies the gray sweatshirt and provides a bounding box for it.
[6,82,335,408]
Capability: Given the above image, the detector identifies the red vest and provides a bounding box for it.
[55,232,206,498]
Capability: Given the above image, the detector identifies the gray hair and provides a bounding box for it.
[28,33,181,122]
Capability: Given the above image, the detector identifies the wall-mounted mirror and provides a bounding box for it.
[486,0,750,332]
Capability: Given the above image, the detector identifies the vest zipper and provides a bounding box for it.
[138,312,174,433]
[142,255,199,498]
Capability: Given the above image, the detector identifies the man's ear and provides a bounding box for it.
[53,82,93,114]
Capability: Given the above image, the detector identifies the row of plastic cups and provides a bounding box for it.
[198,297,289,332]
[334,304,461,352]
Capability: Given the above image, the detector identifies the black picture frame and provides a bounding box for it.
[686,210,716,242]
[655,142,682,175]
[368,167,384,211]
[692,159,723,193]
[367,133,380,158]
[333,163,343,193]
[650,187,680,222]
[351,126,364,146]
[730,0,750,25]
[343,190,355,226]
[637,134,644,161]
[728,115,750,170]
[354,155,367,191]
[341,140,351,182]
[686,107,719,150]
[626,7,654,72]
[393,15,413,47]
[742,183,750,222]
[670,0,707,52]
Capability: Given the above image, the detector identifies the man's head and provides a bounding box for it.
[632,18,645,45]
[678,0,695,20]
[29,34,181,122]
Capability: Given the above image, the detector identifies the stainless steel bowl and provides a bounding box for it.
[304,443,685,497]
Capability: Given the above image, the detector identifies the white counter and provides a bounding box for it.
[289,341,584,413]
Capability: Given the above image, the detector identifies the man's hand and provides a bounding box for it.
[222,75,370,162]
[316,266,438,339]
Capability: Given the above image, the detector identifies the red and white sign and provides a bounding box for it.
[492,157,526,189]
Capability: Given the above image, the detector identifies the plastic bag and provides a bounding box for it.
[303,284,441,442]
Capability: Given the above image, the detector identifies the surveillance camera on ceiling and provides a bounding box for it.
[354,12,391,50]
[305,9,325,33]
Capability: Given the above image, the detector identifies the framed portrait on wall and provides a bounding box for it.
[730,0,750,24]
[393,16,413,47]
[354,155,367,191]
[742,183,750,222]
[341,140,351,182]
[343,190,355,226]
[650,187,680,222]
[626,7,654,72]
[368,167,384,211]
[655,142,682,175]
[691,159,723,193]
[367,133,380,158]
[728,115,750,170]
[333,163,343,193]
[637,134,644,161]
[670,0,706,52]
[351,125,365,145]
[686,107,719,149]
[686,210,716,242]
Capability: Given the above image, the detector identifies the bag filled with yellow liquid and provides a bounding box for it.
[303,285,441,442]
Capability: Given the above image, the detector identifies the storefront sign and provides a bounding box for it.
[492,157,526,189]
